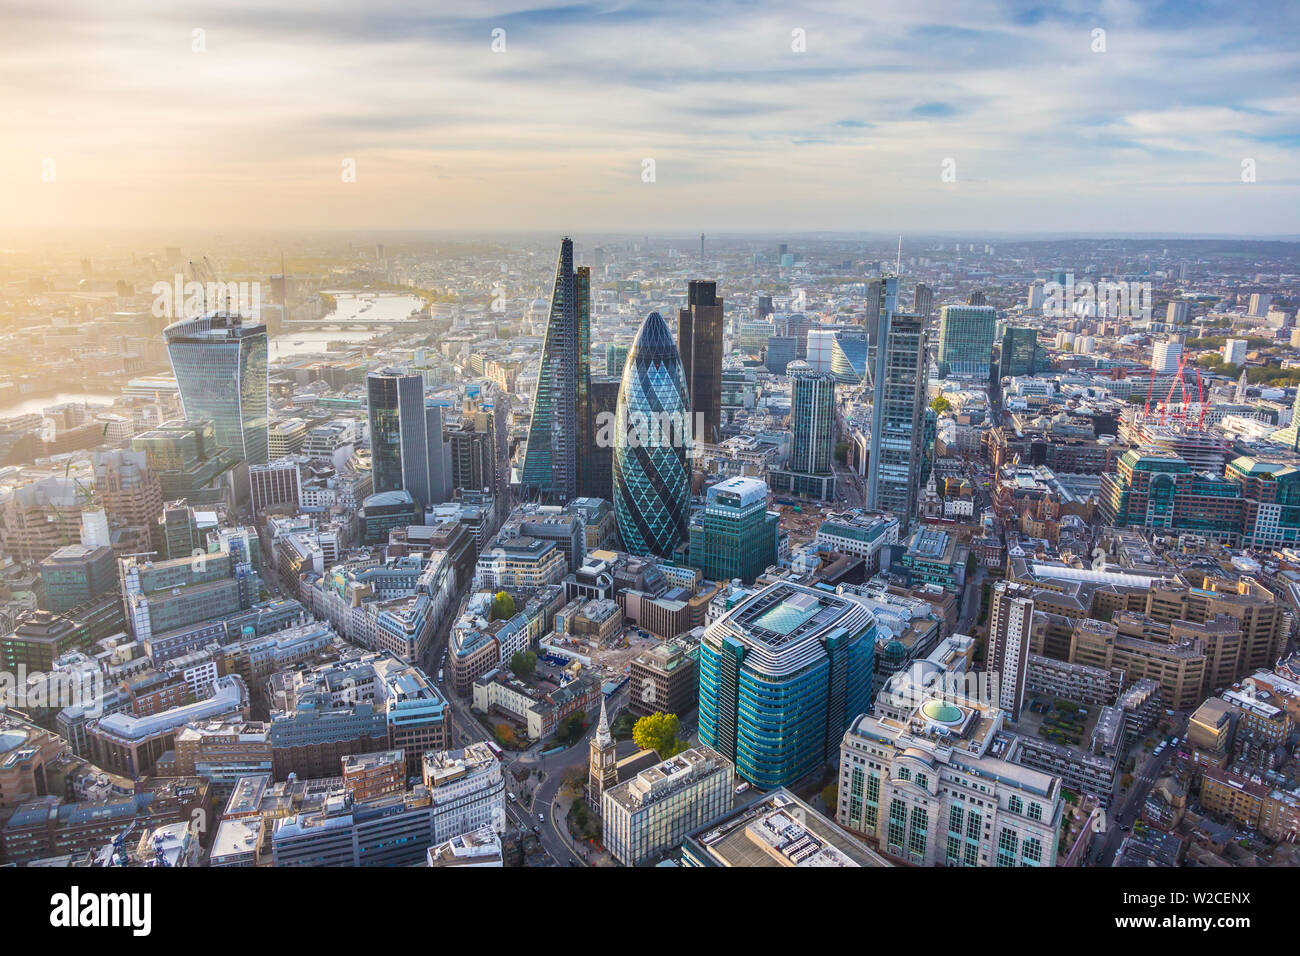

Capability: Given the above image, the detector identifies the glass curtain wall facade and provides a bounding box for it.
[521,238,590,502]
[678,280,724,445]
[164,312,269,465]
[697,583,875,788]
[788,362,835,474]
[688,476,776,584]
[613,310,691,558]
[936,305,996,377]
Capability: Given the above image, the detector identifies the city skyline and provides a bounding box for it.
[1,0,1298,900]
[3,0,1297,235]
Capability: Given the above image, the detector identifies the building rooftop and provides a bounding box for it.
[685,789,890,867]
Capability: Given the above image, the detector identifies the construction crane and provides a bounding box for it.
[1155,354,1206,427]
[186,256,228,312]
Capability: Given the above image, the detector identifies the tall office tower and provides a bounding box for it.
[1151,338,1182,373]
[987,581,1033,722]
[789,362,835,475]
[1222,338,1248,366]
[158,500,200,560]
[756,294,774,319]
[913,283,934,319]
[864,278,884,328]
[521,237,590,502]
[613,311,690,558]
[865,276,921,525]
[585,377,619,502]
[1026,280,1046,311]
[805,328,836,374]
[830,330,870,384]
[998,326,1042,379]
[765,336,798,375]
[1166,301,1190,325]
[366,370,450,510]
[770,361,837,500]
[698,581,875,788]
[936,304,997,377]
[93,449,163,550]
[447,418,493,494]
[677,280,725,445]
[1249,293,1272,317]
[878,310,927,528]
[776,312,811,358]
[967,290,987,307]
[164,311,269,465]
[605,343,629,379]
[688,476,778,584]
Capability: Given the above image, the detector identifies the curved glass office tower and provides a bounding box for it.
[164,311,268,465]
[613,310,690,558]
[698,582,875,789]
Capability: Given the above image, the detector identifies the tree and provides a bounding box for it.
[558,712,588,745]
[930,395,953,415]
[821,783,838,810]
[510,650,537,676]
[633,711,682,758]
[491,590,516,621]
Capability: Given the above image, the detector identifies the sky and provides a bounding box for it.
[2,0,1297,235]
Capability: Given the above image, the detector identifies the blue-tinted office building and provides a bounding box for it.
[613,310,691,558]
[698,582,875,789]
[164,311,269,465]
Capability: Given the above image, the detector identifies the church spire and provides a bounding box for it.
[595,697,612,748]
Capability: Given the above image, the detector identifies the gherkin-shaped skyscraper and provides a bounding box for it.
[613,310,691,558]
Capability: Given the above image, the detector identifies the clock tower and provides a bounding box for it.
[587,698,618,812]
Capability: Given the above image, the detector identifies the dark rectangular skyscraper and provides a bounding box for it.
[366,369,450,510]
[678,279,724,445]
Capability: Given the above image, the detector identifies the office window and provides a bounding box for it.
[997,828,1019,868]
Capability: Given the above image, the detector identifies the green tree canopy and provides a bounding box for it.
[632,712,683,758]
[510,650,537,676]
[491,590,516,620]
[930,395,953,415]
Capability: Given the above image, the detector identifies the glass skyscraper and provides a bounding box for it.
[830,330,869,384]
[366,369,450,510]
[688,476,778,584]
[521,237,590,502]
[678,279,724,445]
[164,311,269,465]
[936,304,996,377]
[998,326,1044,379]
[866,276,927,532]
[613,310,690,558]
[698,582,875,789]
[768,360,837,501]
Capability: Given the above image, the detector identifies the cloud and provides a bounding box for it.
[0,0,1296,233]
